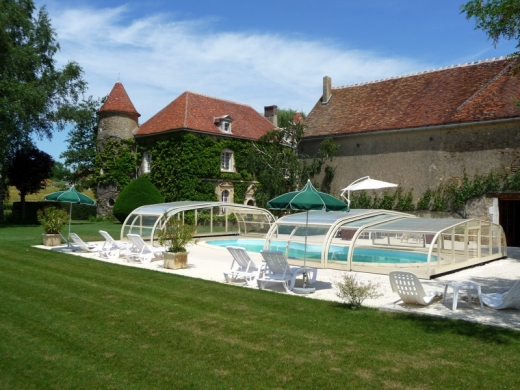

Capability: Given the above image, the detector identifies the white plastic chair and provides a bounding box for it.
[126,234,164,264]
[69,233,101,253]
[99,230,131,259]
[481,281,520,310]
[224,246,263,286]
[257,250,317,292]
[389,271,442,305]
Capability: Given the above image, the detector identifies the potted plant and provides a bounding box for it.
[156,213,197,269]
[37,206,69,246]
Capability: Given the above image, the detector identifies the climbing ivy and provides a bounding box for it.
[96,138,139,190]
[148,133,255,202]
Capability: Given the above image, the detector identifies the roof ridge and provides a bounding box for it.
[333,56,512,89]
[185,91,254,108]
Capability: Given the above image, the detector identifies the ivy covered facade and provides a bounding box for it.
[96,83,276,216]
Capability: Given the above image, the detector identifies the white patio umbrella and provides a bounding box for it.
[340,176,398,207]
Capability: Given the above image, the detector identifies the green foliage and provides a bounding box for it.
[7,147,54,220]
[149,133,253,202]
[373,190,397,210]
[12,201,95,223]
[277,108,305,129]
[0,0,86,170]
[416,189,434,211]
[37,206,69,234]
[432,189,448,212]
[60,96,103,190]
[350,191,372,209]
[461,0,520,55]
[51,162,71,181]
[502,169,520,190]
[96,138,138,190]
[333,273,382,309]
[112,176,164,223]
[156,213,197,253]
[394,187,415,211]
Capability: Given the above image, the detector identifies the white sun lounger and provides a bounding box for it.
[257,250,317,292]
[389,271,442,305]
[224,246,263,286]
[69,233,101,253]
[481,281,520,310]
[126,234,164,264]
[99,230,131,259]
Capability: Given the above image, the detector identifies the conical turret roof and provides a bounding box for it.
[98,81,140,117]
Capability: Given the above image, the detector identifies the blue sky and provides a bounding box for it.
[33,0,518,162]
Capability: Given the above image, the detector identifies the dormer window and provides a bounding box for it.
[214,115,234,133]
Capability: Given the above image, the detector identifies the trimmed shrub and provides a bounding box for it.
[113,177,164,223]
[12,201,96,223]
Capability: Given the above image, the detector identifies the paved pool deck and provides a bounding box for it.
[37,242,520,332]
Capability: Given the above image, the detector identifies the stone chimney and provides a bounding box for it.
[264,105,278,126]
[322,76,332,105]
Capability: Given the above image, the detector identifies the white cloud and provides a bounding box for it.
[47,4,430,121]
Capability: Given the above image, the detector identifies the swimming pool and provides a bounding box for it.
[205,238,431,264]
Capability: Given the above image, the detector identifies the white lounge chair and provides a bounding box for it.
[224,246,263,286]
[126,234,164,264]
[389,271,442,305]
[481,281,520,310]
[257,250,317,292]
[99,230,131,259]
[69,233,101,253]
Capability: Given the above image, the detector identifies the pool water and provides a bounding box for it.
[206,238,431,264]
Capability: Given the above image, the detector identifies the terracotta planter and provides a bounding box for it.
[42,233,61,247]
[164,251,189,269]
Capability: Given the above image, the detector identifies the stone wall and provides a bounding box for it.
[97,112,139,217]
[301,119,520,200]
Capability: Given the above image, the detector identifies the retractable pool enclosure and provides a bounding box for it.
[264,209,506,279]
[121,201,275,244]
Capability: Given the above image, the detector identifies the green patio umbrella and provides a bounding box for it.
[267,180,349,289]
[44,186,96,246]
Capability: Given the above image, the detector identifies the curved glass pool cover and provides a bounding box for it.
[263,209,506,279]
[121,201,275,244]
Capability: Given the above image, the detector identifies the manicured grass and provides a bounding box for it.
[1,223,520,388]
[8,184,96,203]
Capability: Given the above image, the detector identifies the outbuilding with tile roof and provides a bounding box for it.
[301,57,520,245]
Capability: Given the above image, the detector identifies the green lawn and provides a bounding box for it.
[1,221,520,389]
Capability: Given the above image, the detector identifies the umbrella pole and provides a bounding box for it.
[303,210,309,288]
[67,202,72,248]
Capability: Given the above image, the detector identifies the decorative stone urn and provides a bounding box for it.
[164,252,188,270]
[42,233,61,247]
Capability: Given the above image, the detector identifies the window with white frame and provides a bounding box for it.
[220,149,234,171]
[141,151,151,174]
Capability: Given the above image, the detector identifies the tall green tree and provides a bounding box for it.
[7,147,54,220]
[461,0,520,57]
[0,0,86,218]
[248,110,339,208]
[60,96,103,190]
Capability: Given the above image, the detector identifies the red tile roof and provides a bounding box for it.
[135,92,276,140]
[98,82,140,117]
[304,58,520,138]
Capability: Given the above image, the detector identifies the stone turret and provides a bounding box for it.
[96,82,140,216]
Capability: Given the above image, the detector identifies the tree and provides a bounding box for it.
[60,96,103,190]
[0,0,86,218]
[51,161,71,181]
[7,147,54,220]
[461,0,520,57]
[248,109,339,208]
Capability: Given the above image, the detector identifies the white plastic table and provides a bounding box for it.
[443,281,484,311]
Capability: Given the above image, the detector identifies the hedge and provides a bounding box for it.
[12,202,97,223]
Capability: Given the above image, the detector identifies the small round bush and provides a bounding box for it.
[113,177,164,223]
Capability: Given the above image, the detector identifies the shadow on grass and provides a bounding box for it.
[395,311,519,344]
